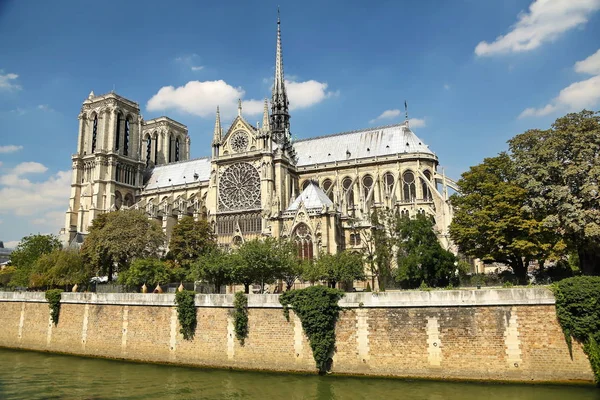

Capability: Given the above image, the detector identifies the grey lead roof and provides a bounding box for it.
[287,182,334,211]
[293,122,434,166]
[144,121,434,191]
[144,157,211,190]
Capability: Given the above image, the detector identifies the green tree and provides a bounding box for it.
[189,249,235,292]
[509,110,600,276]
[81,210,165,281]
[276,240,306,291]
[235,238,283,293]
[396,214,457,288]
[9,234,62,287]
[168,217,216,268]
[30,249,90,288]
[449,153,557,283]
[118,258,171,288]
[357,209,396,291]
[316,250,365,289]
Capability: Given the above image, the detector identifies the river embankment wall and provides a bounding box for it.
[0,288,593,384]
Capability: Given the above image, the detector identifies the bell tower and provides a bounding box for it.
[63,91,145,244]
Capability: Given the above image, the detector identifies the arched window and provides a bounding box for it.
[322,179,333,201]
[402,171,416,201]
[115,112,122,152]
[153,134,158,164]
[342,177,354,207]
[124,118,130,156]
[383,172,394,196]
[421,170,432,200]
[91,114,98,153]
[175,137,180,162]
[293,223,313,260]
[168,134,173,163]
[362,175,373,200]
[115,191,123,210]
[146,135,152,167]
[302,180,311,191]
[124,193,134,207]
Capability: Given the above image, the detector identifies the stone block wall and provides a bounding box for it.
[0,288,593,383]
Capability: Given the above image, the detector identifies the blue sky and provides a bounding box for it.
[1,0,600,247]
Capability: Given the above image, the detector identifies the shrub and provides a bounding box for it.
[553,276,600,386]
[233,291,249,345]
[279,285,344,373]
[175,290,197,340]
[45,289,63,325]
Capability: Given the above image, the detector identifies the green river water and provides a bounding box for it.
[0,348,597,400]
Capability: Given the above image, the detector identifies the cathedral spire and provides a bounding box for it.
[213,106,222,144]
[262,98,270,129]
[270,7,290,145]
[237,99,242,117]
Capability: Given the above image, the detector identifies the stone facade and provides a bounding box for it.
[0,288,593,383]
[60,15,459,268]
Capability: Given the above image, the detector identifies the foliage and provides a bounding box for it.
[395,214,457,289]
[315,251,365,289]
[45,289,63,325]
[175,290,197,340]
[118,258,170,288]
[29,249,90,289]
[279,285,344,373]
[168,217,217,268]
[235,238,284,293]
[9,234,62,287]
[0,266,16,287]
[233,291,249,345]
[553,276,600,385]
[533,259,578,284]
[449,153,558,284]
[189,249,236,293]
[509,110,600,276]
[359,210,396,291]
[276,239,306,291]
[81,210,165,281]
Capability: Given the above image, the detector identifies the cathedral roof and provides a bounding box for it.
[144,157,211,190]
[287,181,333,212]
[293,121,434,166]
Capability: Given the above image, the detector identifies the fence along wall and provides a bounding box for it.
[0,288,594,384]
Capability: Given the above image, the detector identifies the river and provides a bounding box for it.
[0,348,597,399]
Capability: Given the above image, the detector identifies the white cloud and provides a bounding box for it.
[444,84,451,90]
[574,48,600,75]
[190,66,204,71]
[285,79,337,110]
[370,109,401,123]
[0,145,23,154]
[520,48,600,118]
[0,71,21,91]
[175,54,204,72]
[0,169,71,217]
[9,108,25,116]
[475,0,600,56]
[409,118,426,128]
[37,104,53,112]
[12,161,48,175]
[147,78,336,119]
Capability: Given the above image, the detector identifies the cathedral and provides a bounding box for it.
[61,15,458,261]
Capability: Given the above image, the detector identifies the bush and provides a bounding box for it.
[233,292,249,345]
[45,289,63,325]
[279,285,344,373]
[175,290,197,340]
[553,276,600,386]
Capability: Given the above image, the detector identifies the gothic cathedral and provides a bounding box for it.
[62,15,458,262]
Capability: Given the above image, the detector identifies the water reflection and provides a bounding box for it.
[0,349,596,400]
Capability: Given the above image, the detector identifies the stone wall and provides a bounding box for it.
[0,288,593,384]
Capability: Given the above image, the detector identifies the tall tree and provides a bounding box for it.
[81,210,165,280]
[9,234,62,287]
[235,238,283,293]
[509,110,600,276]
[449,153,556,283]
[396,214,457,288]
[168,217,217,268]
[118,258,171,288]
[30,248,90,288]
[189,249,236,293]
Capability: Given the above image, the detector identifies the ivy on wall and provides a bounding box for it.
[233,291,249,345]
[279,285,344,374]
[175,290,197,340]
[553,276,600,386]
[45,289,63,326]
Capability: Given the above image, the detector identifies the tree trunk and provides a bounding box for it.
[578,247,600,276]
[244,283,250,294]
[512,258,528,285]
[108,264,113,282]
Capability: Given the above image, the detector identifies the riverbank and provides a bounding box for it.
[0,288,594,384]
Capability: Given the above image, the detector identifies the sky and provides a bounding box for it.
[1,0,600,248]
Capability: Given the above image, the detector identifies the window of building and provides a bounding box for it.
[383,172,394,196]
[115,113,122,152]
[146,136,152,167]
[402,171,416,201]
[322,179,333,201]
[175,137,180,162]
[293,223,313,260]
[91,114,98,153]
[421,170,432,200]
[349,232,361,246]
[124,118,130,156]
[362,175,373,200]
[302,180,311,191]
[154,134,158,164]
[342,177,354,207]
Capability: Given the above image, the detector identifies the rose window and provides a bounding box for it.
[230,131,249,153]
[218,163,261,210]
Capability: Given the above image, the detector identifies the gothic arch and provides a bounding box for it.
[292,222,313,260]
[402,170,416,202]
